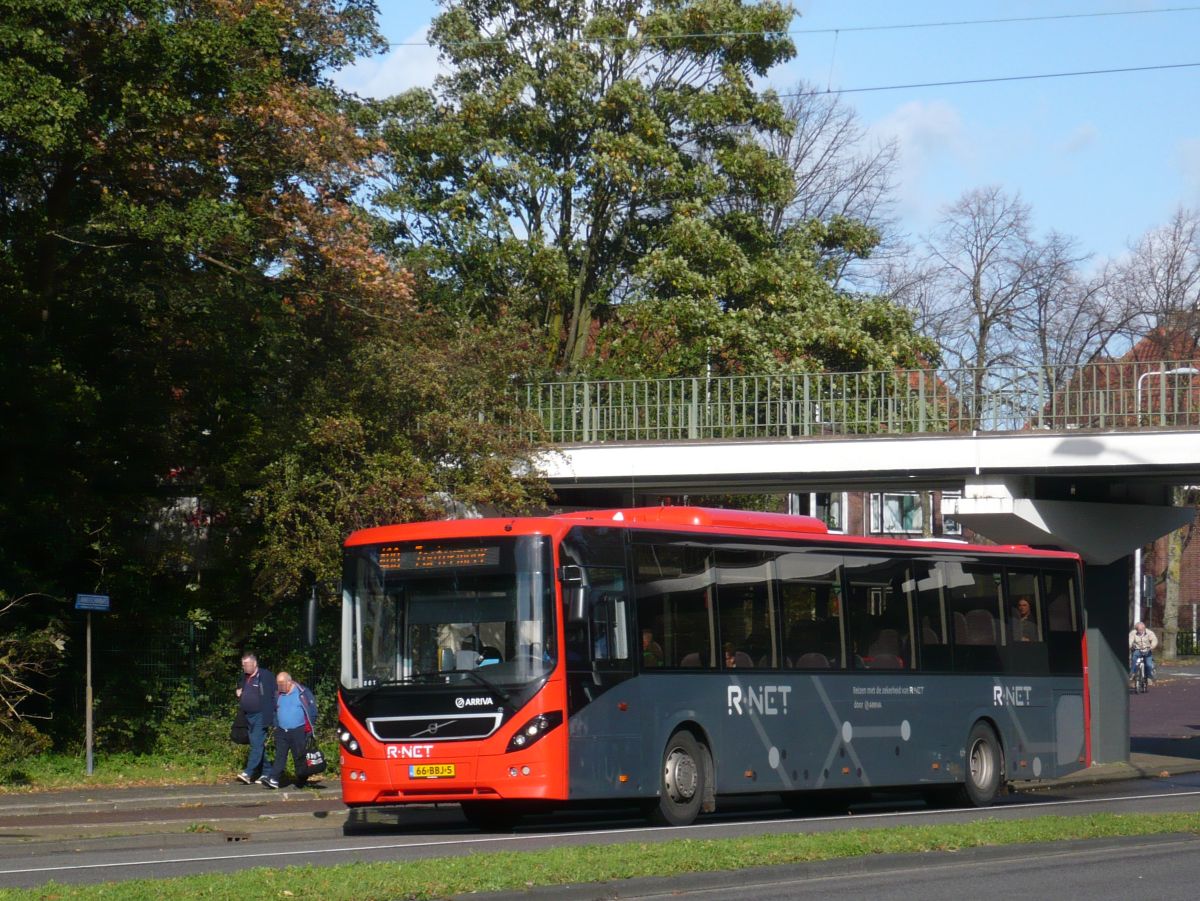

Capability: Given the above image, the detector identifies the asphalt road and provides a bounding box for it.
[4,772,1200,890]
[517,834,1200,900]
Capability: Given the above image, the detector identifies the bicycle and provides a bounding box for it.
[1131,653,1150,694]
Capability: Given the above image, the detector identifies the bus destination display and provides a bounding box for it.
[379,544,500,571]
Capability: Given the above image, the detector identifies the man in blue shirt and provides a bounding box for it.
[261,671,319,789]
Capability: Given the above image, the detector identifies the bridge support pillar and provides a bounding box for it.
[1084,559,1132,763]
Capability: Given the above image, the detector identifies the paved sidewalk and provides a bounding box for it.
[1052,749,1200,786]
[0,778,345,841]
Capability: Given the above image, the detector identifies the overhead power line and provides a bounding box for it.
[383,5,1200,48]
[784,61,1200,96]
[784,4,1200,36]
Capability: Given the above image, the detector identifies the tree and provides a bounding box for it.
[0,0,401,600]
[379,2,932,379]
[1111,209,1200,657]
[729,81,902,286]
[0,2,555,747]
[1110,207,1200,357]
[378,0,798,374]
[0,593,65,762]
[249,311,549,599]
[1008,231,1139,395]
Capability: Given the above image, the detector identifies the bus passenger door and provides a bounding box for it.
[564,576,639,798]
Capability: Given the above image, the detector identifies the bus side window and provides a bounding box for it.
[843,556,913,670]
[634,541,716,669]
[913,561,952,672]
[775,551,842,669]
[1043,568,1083,675]
[944,561,1003,673]
[715,548,777,669]
[590,590,631,664]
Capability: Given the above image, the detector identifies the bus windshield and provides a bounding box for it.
[342,535,555,691]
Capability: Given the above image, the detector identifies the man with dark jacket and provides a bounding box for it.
[236,652,275,784]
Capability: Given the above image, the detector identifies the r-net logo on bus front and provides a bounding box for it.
[727,684,792,716]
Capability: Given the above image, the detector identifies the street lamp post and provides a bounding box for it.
[1132,365,1200,625]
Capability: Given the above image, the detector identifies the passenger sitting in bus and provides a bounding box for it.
[724,643,738,668]
[642,629,664,667]
[723,643,753,668]
[1011,597,1037,642]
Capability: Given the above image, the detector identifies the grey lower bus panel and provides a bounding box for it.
[566,672,1085,801]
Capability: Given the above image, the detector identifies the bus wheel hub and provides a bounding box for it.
[664,748,698,802]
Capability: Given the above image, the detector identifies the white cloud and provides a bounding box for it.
[869,100,971,225]
[334,27,444,99]
[1058,123,1099,156]
[1177,137,1200,194]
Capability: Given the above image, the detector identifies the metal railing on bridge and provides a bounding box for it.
[522,361,1200,444]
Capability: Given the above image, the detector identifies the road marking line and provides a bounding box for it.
[4,789,1200,877]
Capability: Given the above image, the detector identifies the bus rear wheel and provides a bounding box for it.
[647,730,706,827]
[957,721,1002,807]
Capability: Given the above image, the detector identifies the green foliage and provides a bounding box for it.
[1,1,553,751]
[379,0,797,373]
[0,719,52,770]
[595,216,937,377]
[249,310,549,600]
[0,592,66,760]
[380,1,932,380]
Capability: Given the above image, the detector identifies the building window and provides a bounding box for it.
[941,491,962,536]
[789,492,847,533]
[870,492,923,535]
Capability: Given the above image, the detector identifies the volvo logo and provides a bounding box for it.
[456,696,493,708]
[412,720,452,738]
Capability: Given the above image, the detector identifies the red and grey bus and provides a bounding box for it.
[336,506,1088,827]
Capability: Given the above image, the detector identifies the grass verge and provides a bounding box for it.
[0,751,243,792]
[0,738,337,792]
[5,812,1200,900]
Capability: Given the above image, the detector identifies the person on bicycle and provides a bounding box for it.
[1129,621,1159,684]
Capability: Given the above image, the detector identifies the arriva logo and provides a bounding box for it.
[455,696,493,709]
[993,685,1032,706]
[727,685,792,716]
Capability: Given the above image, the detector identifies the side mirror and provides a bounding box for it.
[559,565,587,623]
[303,583,318,647]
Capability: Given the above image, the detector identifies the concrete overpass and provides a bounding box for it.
[524,363,1200,764]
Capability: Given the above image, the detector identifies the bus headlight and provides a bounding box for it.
[505,711,563,753]
[337,722,363,757]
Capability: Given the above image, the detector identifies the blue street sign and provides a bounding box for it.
[75,593,111,612]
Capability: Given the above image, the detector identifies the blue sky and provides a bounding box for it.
[337,1,1200,266]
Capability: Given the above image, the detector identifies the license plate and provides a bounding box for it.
[409,763,456,779]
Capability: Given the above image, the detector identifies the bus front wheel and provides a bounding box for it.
[958,721,1002,807]
[647,730,706,827]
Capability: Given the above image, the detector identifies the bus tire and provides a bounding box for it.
[461,801,522,832]
[647,730,706,827]
[958,721,1002,807]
